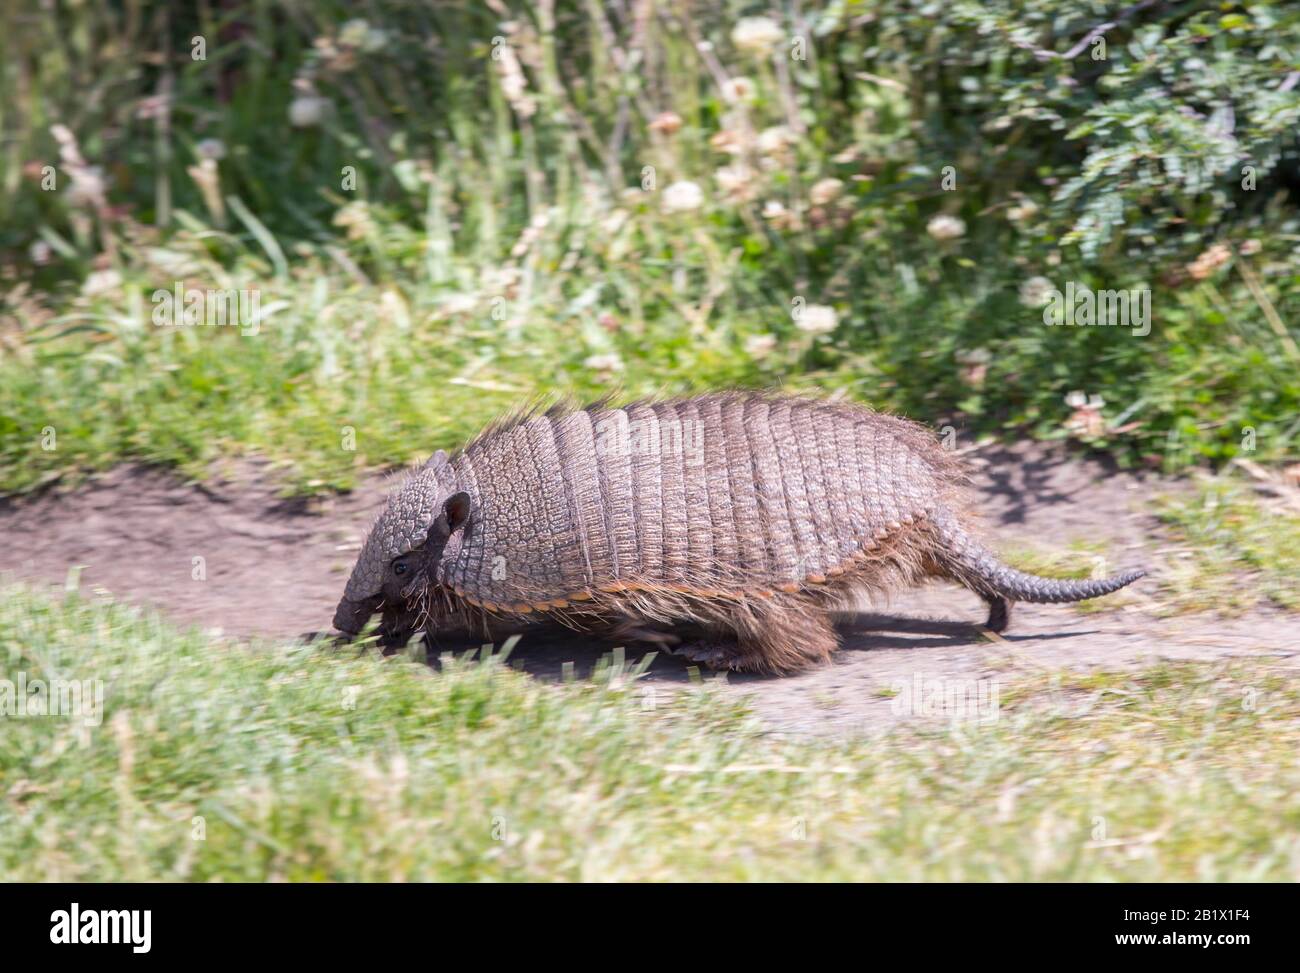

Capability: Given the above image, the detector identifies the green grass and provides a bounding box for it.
[1154,481,1300,615]
[1001,540,1140,615]
[1002,485,1300,619]
[0,236,774,496]
[1003,540,1112,581]
[3,581,1298,881]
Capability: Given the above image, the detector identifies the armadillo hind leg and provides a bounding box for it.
[672,605,839,674]
[982,594,1012,633]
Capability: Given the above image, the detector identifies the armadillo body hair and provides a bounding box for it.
[334,392,1146,673]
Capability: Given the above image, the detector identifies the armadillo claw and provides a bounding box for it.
[668,637,744,671]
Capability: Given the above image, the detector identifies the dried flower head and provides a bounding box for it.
[756,125,797,159]
[721,77,756,104]
[1006,199,1039,222]
[809,178,844,206]
[649,111,684,136]
[715,163,758,203]
[1187,243,1232,281]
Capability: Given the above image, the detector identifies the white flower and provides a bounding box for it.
[339,19,384,52]
[439,294,478,315]
[601,210,629,236]
[761,200,797,230]
[289,95,331,127]
[1019,276,1056,308]
[82,269,122,297]
[584,353,624,372]
[339,20,370,47]
[662,180,704,213]
[65,166,106,208]
[744,333,778,357]
[756,125,797,157]
[720,77,756,104]
[731,17,784,58]
[1065,390,1105,410]
[795,303,837,334]
[196,138,226,161]
[809,177,843,206]
[50,124,82,161]
[926,214,966,241]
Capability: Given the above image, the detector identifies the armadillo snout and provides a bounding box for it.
[332,593,384,636]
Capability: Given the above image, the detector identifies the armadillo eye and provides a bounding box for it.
[392,559,409,577]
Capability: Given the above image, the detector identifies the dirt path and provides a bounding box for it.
[2,445,1295,734]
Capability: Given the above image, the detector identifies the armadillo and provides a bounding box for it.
[333,392,1144,672]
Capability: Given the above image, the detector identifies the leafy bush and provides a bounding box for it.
[1,0,1297,488]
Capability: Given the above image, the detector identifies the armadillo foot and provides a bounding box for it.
[669,637,744,671]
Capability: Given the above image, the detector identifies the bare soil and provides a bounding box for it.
[2,443,1295,735]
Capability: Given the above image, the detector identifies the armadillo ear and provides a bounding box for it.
[426,449,449,469]
[443,492,471,534]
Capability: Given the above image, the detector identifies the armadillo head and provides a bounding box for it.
[332,450,472,641]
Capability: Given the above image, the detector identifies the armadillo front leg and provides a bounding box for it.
[607,616,682,648]
[672,633,746,670]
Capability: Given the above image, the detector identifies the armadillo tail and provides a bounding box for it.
[936,516,1146,604]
